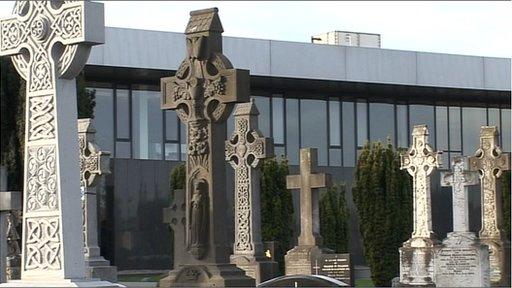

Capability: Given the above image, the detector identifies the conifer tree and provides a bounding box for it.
[502,171,511,240]
[320,183,349,253]
[170,163,186,191]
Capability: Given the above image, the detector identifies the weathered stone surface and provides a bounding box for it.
[285,148,331,275]
[259,274,348,287]
[160,7,253,287]
[468,126,511,287]
[0,1,118,287]
[398,125,441,286]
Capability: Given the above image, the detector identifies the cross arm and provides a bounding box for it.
[286,175,301,190]
[440,172,454,187]
[0,16,26,56]
[310,173,331,189]
[216,68,250,104]
[52,1,105,45]
[161,76,181,110]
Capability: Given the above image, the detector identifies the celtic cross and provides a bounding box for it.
[162,188,186,262]
[468,126,510,285]
[440,156,479,233]
[287,148,331,246]
[400,125,441,243]
[161,8,249,261]
[226,100,273,257]
[0,0,104,281]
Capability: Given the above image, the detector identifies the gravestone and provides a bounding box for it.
[160,7,254,287]
[468,126,511,286]
[258,274,348,287]
[435,156,490,287]
[398,125,441,286]
[78,119,117,282]
[0,1,117,287]
[225,100,278,284]
[312,254,353,286]
[285,148,332,275]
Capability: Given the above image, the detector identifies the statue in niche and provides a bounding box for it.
[188,179,209,259]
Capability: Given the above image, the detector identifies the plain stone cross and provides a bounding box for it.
[400,124,441,242]
[162,188,186,260]
[468,126,510,285]
[0,1,106,285]
[226,100,273,257]
[287,148,331,246]
[441,156,479,233]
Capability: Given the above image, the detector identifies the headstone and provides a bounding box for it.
[435,156,490,287]
[78,119,117,282]
[468,126,511,286]
[160,7,254,287]
[0,1,117,287]
[398,125,441,286]
[284,148,332,275]
[258,274,348,287]
[312,254,353,286]
[225,100,278,284]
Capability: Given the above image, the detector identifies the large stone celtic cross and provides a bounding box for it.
[400,125,441,244]
[161,8,249,262]
[468,126,510,285]
[226,100,273,257]
[0,0,104,282]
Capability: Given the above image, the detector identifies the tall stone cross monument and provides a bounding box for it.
[225,100,278,284]
[78,119,117,282]
[398,125,441,286]
[468,126,510,286]
[435,156,490,287]
[0,1,117,287]
[284,148,331,275]
[160,8,254,287]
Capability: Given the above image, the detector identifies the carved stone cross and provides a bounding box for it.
[400,124,441,243]
[287,148,331,246]
[468,126,510,285]
[226,100,273,257]
[441,156,479,233]
[162,188,186,262]
[0,1,107,285]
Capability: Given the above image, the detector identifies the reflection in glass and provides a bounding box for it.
[252,96,270,137]
[132,90,163,160]
[488,108,500,129]
[116,89,130,139]
[166,111,179,141]
[272,97,285,145]
[329,148,341,166]
[329,99,341,146]
[90,88,114,153]
[286,99,300,165]
[180,121,187,161]
[357,102,368,147]
[301,99,327,166]
[502,109,511,152]
[462,107,486,155]
[343,102,356,167]
[275,146,286,159]
[436,106,448,151]
[165,143,179,161]
[115,141,131,159]
[449,107,461,151]
[369,103,394,144]
[396,104,408,148]
[227,112,234,138]
[410,105,435,147]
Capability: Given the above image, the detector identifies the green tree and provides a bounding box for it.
[352,140,412,287]
[502,171,511,240]
[320,183,350,253]
[260,156,293,274]
[170,163,186,191]
[76,71,96,119]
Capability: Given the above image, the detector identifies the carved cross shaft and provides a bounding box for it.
[440,156,478,233]
[400,125,441,240]
[226,101,273,256]
[287,148,331,246]
[163,188,187,256]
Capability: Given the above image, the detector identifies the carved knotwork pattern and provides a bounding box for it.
[24,217,62,271]
[235,165,252,252]
[27,145,58,211]
[28,94,55,140]
[1,19,28,50]
[29,49,53,92]
[51,6,82,40]
[204,76,226,98]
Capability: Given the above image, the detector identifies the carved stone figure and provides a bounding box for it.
[189,179,209,259]
[0,1,117,287]
[468,126,511,287]
[398,124,441,286]
[160,7,254,287]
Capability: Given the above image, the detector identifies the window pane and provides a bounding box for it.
[397,104,408,148]
[116,141,131,158]
[116,89,130,139]
[343,102,356,167]
[272,97,284,144]
[329,148,342,166]
[165,111,178,141]
[357,102,368,147]
[180,121,187,161]
[462,107,487,155]
[227,112,234,138]
[252,96,270,137]
[286,98,300,165]
[90,88,114,154]
[132,90,163,160]
[165,143,179,161]
[488,108,501,128]
[329,99,341,146]
[449,107,461,151]
[275,146,286,159]
[301,99,327,166]
[436,106,448,151]
[410,105,435,147]
[502,109,511,152]
[369,103,394,144]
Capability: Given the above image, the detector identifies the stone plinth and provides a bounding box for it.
[230,255,278,284]
[399,239,437,287]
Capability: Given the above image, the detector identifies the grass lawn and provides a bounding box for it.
[355,278,375,287]
[117,273,165,282]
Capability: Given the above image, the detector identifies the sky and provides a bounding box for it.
[0,1,510,58]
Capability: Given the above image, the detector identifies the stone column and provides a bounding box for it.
[225,100,278,284]
[398,125,441,286]
[468,126,511,287]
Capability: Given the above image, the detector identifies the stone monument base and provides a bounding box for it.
[480,237,511,287]
[398,237,438,287]
[0,279,123,287]
[159,263,255,287]
[86,257,118,283]
[434,232,490,287]
[230,254,278,284]
[284,245,323,275]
